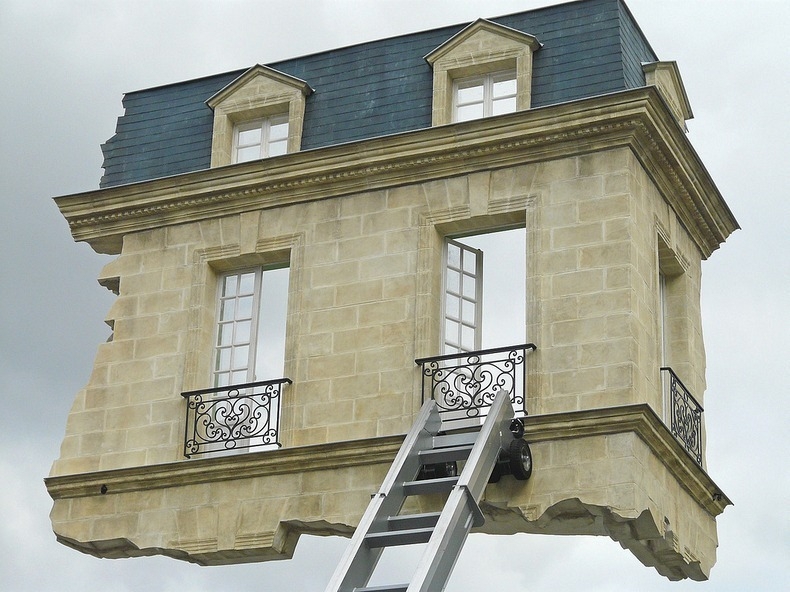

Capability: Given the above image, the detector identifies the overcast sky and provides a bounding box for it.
[1,1,788,590]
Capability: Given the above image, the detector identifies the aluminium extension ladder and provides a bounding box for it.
[324,389,529,592]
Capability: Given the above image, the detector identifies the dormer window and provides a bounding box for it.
[454,70,517,122]
[425,19,540,127]
[207,64,312,168]
[233,115,289,163]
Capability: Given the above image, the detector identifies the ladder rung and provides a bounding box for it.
[432,431,478,449]
[352,585,408,592]
[387,512,441,530]
[402,476,458,495]
[365,527,433,548]
[418,444,473,464]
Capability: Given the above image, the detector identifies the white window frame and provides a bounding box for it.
[213,265,289,387]
[231,114,290,164]
[453,70,517,123]
[443,238,484,355]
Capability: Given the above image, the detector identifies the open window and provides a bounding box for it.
[443,228,526,353]
[423,227,528,425]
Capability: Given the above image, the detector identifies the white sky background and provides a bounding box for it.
[1,0,788,590]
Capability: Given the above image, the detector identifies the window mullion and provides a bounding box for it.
[483,74,493,118]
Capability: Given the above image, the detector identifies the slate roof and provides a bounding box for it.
[99,0,657,188]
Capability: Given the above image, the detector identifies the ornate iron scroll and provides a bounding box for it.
[661,367,703,466]
[182,378,291,458]
[416,344,536,424]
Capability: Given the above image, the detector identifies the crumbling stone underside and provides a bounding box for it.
[47,406,728,580]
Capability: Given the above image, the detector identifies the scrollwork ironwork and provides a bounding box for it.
[182,378,291,458]
[661,367,703,466]
[416,344,535,424]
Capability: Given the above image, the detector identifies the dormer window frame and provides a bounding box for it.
[453,69,518,123]
[206,64,313,168]
[232,113,290,164]
[425,18,541,127]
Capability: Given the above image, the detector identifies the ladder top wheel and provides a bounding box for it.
[509,418,525,439]
[508,438,532,481]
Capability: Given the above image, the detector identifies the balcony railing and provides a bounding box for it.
[415,344,536,425]
[181,378,291,458]
[660,367,703,466]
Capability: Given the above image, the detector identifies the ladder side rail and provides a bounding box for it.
[408,389,516,592]
[455,388,516,500]
[324,399,443,592]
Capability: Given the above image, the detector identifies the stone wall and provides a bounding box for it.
[49,88,734,580]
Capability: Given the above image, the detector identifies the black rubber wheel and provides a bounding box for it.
[488,462,502,483]
[508,439,532,481]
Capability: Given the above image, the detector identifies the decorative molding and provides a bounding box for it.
[46,404,730,516]
[55,88,738,258]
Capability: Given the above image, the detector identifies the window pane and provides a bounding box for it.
[462,299,476,324]
[269,121,289,141]
[220,299,235,322]
[238,272,255,295]
[234,320,251,345]
[232,345,249,370]
[218,323,233,346]
[447,243,461,268]
[456,103,484,122]
[445,319,459,345]
[268,139,288,157]
[492,77,517,98]
[446,294,460,319]
[492,96,517,116]
[462,273,476,297]
[236,146,260,163]
[462,252,476,274]
[457,83,484,104]
[237,295,253,320]
[447,269,460,294]
[461,325,476,351]
[223,275,238,297]
[231,370,247,385]
[216,348,231,372]
[237,127,261,146]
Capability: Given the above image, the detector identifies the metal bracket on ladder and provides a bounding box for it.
[324,389,526,592]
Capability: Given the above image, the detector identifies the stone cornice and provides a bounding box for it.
[45,404,730,517]
[45,435,405,500]
[55,87,738,257]
[520,404,732,517]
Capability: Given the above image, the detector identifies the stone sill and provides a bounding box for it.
[45,404,730,516]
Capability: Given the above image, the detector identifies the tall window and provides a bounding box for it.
[232,114,289,163]
[214,266,289,387]
[453,70,517,123]
[442,229,526,354]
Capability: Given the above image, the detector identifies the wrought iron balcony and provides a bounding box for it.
[181,378,291,458]
[415,344,536,425]
[660,367,704,466]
